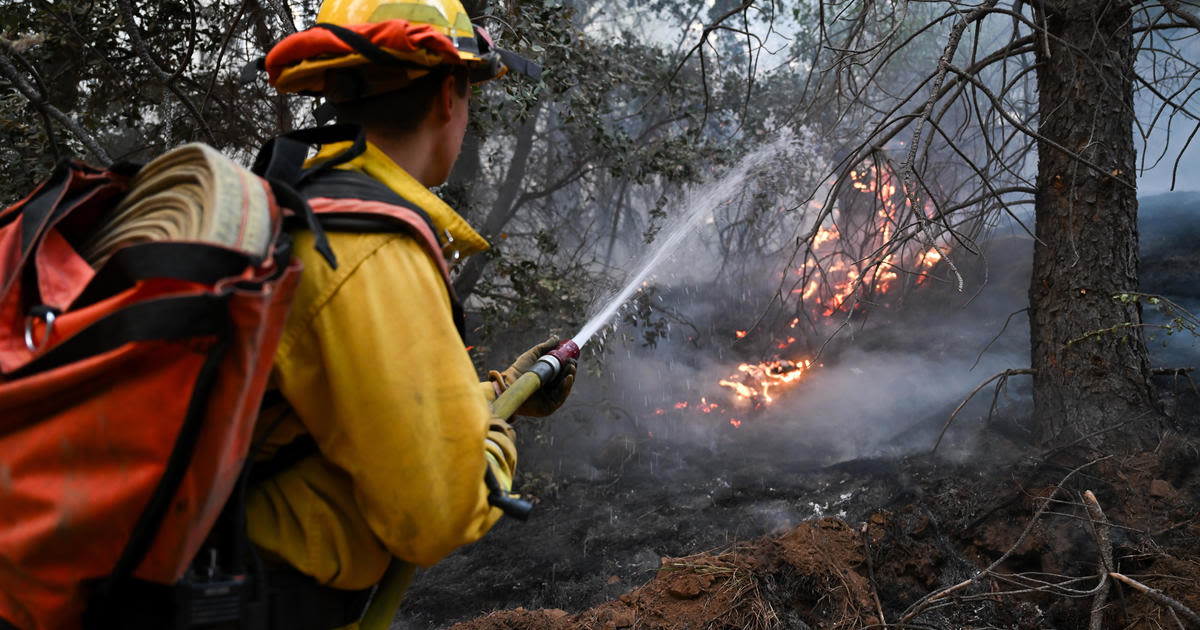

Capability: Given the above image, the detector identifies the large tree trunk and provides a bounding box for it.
[1030,0,1161,451]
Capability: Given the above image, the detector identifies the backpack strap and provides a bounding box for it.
[252,124,377,271]
[298,168,466,340]
[244,167,468,499]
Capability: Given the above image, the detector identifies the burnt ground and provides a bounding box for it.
[391,379,1200,630]
[393,196,1200,629]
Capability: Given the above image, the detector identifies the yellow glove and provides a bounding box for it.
[489,336,577,417]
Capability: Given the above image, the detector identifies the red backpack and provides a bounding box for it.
[0,126,438,630]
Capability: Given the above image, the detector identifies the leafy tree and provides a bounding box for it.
[1,0,804,366]
[0,0,294,202]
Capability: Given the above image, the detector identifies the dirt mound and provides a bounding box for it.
[450,518,881,630]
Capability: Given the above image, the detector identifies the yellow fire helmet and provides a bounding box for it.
[265,0,541,97]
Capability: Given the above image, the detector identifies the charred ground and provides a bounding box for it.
[393,393,1199,629]
[393,196,1200,629]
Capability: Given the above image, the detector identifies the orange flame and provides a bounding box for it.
[718,359,812,404]
[692,162,947,428]
[727,162,941,408]
[793,162,944,319]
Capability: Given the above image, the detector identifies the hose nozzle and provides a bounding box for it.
[540,339,580,372]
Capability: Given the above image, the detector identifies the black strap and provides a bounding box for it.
[264,178,339,270]
[485,466,533,521]
[254,125,368,187]
[108,333,232,584]
[298,170,466,340]
[0,162,73,302]
[73,242,257,309]
[247,434,319,487]
[85,327,234,628]
[310,22,539,82]
[301,170,441,243]
[312,23,414,68]
[11,293,231,378]
[265,569,371,630]
[0,160,69,234]
[253,124,377,270]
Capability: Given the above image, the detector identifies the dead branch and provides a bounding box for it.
[115,0,217,145]
[898,0,999,294]
[931,368,1035,453]
[971,308,1030,370]
[0,43,111,162]
[1152,366,1200,401]
[1110,571,1200,627]
[859,523,887,626]
[262,0,298,34]
[1151,367,1196,374]
[1083,490,1114,630]
[1160,0,1200,32]
[897,458,1108,626]
[0,35,61,160]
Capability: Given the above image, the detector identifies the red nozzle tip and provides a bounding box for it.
[548,339,580,363]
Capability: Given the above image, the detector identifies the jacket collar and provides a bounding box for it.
[310,141,490,258]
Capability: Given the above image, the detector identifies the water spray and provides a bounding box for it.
[363,138,790,630]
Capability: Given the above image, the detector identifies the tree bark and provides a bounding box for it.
[1030,0,1160,451]
[452,101,541,300]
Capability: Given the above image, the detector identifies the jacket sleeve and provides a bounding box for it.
[273,232,516,568]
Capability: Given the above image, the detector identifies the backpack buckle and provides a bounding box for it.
[24,305,59,354]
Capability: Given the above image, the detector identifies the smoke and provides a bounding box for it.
[1140,192,1200,368]
[523,182,1197,490]
[529,226,1036,484]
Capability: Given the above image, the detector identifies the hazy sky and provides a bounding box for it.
[1137,121,1199,195]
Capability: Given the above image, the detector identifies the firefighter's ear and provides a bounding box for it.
[433,73,458,123]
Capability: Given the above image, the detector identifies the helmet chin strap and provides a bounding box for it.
[314,100,338,126]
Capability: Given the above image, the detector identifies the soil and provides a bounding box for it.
[392,375,1200,630]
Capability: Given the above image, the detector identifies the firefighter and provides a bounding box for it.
[247,1,573,626]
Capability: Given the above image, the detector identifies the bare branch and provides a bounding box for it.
[0,42,111,162]
[1110,571,1200,626]
[1082,491,1113,630]
[115,0,217,145]
[898,0,999,294]
[898,458,1109,625]
[1160,0,1200,31]
[263,0,298,34]
[932,368,1035,454]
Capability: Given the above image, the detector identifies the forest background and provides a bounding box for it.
[3,1,1200,627]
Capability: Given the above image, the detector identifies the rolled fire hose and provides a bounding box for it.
[81,143,273,266]
[359,340,581,630]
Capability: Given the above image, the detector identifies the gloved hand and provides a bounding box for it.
[489,336,576,417]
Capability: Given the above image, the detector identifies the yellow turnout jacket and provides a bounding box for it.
[244,141,515,591]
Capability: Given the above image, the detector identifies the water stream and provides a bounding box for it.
[571,138,789,350]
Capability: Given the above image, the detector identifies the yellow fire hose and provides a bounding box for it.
[359,340,579,630]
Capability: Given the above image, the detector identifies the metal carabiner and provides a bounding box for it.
[443,228,461,262]
[24,306,59,354]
